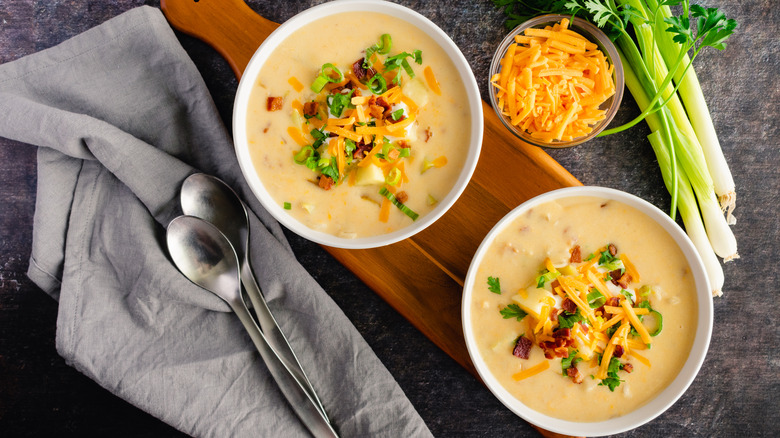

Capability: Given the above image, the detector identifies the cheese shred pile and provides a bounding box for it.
[491,18,616,143]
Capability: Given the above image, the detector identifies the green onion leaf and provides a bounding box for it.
[283,202,291,210]
[366,74,387,94]
[385,167,402,186]
[293,146,314,165]
[535,269,561,288]
[587,290,606,308]
[377,33,392,54]
[321,63,343,83]
[391,108,405,121]
[379,186,418,220]
[310,75,329,93]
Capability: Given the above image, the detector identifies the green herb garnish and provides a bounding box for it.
[283,202,291,210]
[558,308,585,329]
[487,276,502,294]
[561,349,583,376]
[379,186,418,220]
[587,290,606,308]
[500,304,528,321]
[598,357,624,392]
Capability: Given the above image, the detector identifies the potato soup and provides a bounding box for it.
[246,12,471,238]
[469,196,698,422]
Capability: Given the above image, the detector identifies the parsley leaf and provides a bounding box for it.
[500,304,528,321]
[598,357,624,391]
[561,349,583,376]
[487,276,502,294]
[558,308,585,329]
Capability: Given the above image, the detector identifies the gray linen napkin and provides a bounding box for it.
[0,6,432,437]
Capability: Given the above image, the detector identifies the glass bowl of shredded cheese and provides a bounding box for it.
[489,15,624,148]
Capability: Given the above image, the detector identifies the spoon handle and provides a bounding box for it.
[241,259,330,423]
[229,298,340,438]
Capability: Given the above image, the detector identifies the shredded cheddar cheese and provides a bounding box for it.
[491,18,616,142]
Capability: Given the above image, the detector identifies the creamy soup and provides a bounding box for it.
[470,196,697,422]
[246,12,471,238]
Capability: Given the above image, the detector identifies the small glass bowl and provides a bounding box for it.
[488,14,624,148]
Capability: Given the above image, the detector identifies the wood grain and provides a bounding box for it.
[160,1,581,437]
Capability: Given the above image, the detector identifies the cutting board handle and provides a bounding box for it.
[161,0,278,79]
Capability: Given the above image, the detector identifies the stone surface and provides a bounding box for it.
[0,0,778,437]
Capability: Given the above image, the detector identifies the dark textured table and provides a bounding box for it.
[0,1,777,437]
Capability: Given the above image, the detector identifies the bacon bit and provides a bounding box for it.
[352,58,375,81]
[396,191,408,204]
[578,322,589,333]
[352,141,372,160]
[608,243,618,256]
[369,104,385,119]
[569,245,582,263]
[513,336,532,359]
[267,96,283,111]
[616,273,632,289]
[318,175,335,190]
[613,344,624,358]
[375,96,391,111]
[424,127,433,142]
[549,307,561,321]
[303,101,319,117]
[553,328,571,339]
[550,278,561,292]
[621,363,634,373]
[561,298,577,314]
[609,269,623,283]
[567,366,584,384]
[605,297,621,308]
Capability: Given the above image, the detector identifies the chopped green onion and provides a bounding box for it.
[379,187,418,220]
[587,290,606,308]
[398,147,411,158]
[327,89,353,117]
[293,146,314,165]
[321,63,343,82]
[391,108,405,121]
[535,270,560,288]
[426,194,438,206]
[283,202,292,210]
[377,33,392,55]
[385,167,402,186]
[644,310,664,336]
[311,63,344,93]
[366,74,387,94]
[310,75,329,93]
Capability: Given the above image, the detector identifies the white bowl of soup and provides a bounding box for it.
[233,0,483,248]
[462,186,712,436]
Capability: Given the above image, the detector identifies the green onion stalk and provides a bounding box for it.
[645,0,736,221]
[608,0,738,262]
[621,54,723,295]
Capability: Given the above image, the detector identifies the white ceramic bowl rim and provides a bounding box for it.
[462,186,713,436]
[233,0,484,249]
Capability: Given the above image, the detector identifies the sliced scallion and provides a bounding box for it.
[366,74,387,94]
[379,187,418,220]
[385,168,402,186]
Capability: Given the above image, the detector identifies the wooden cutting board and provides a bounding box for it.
[161,1,581,437]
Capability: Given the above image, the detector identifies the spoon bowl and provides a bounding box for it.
[165,215,339,438]
[166,215,242,303]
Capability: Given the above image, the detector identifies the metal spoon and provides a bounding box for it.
[179,173,328,421]
[166,216,338,438]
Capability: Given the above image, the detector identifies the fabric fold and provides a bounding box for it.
[0,6,431,437]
